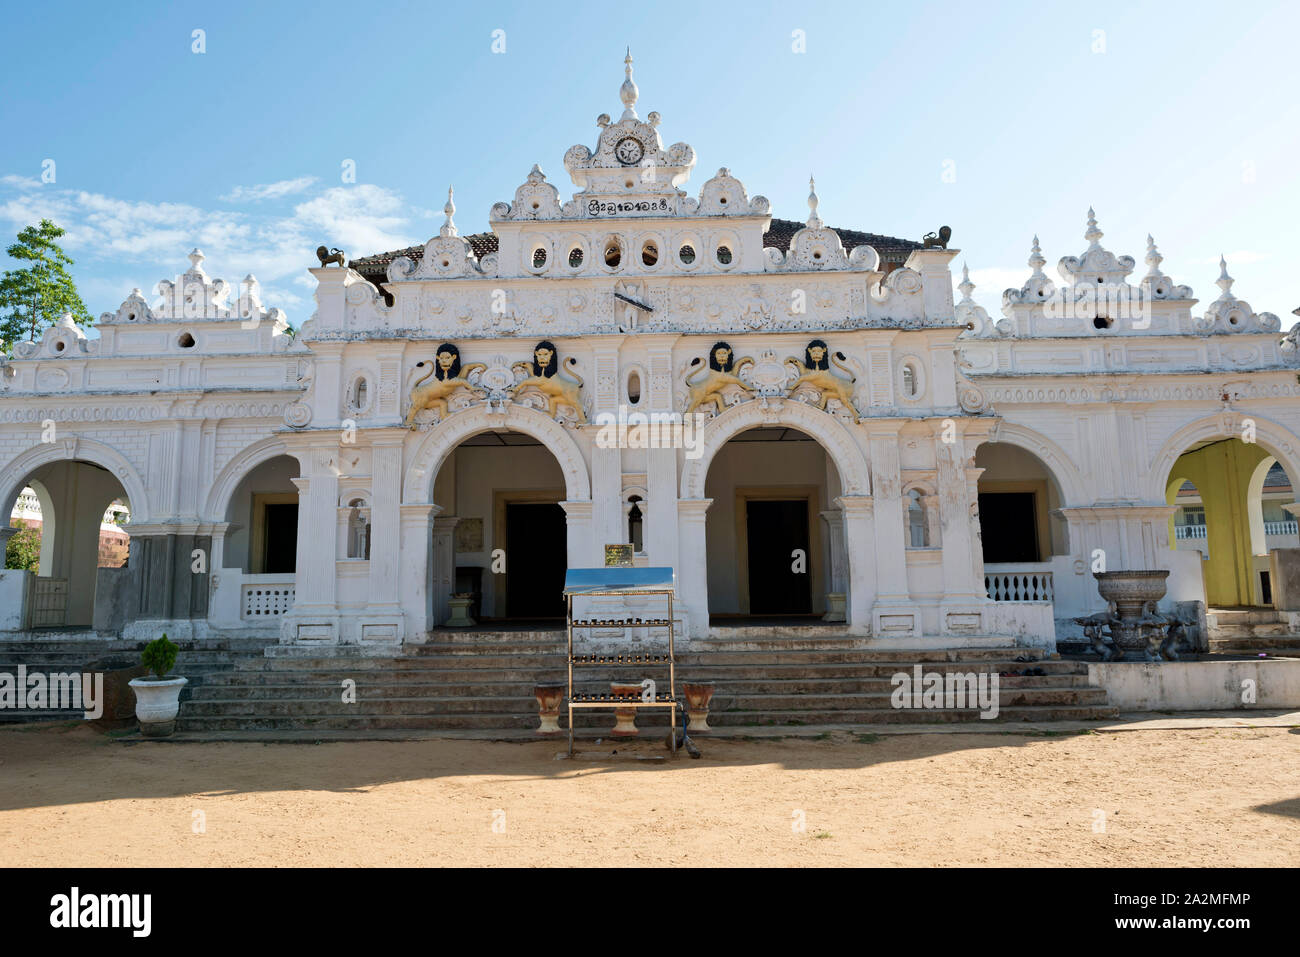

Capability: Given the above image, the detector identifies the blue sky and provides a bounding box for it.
[1,0,1296,326]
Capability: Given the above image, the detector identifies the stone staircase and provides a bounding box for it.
[0,637,270,722]
[1206,609,1300,656]
[172,632,1117,735]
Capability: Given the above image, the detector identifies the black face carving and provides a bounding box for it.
[806,339,830,371]
[433,343,461,380]
[532,340,559,378]
[709,341,734,373]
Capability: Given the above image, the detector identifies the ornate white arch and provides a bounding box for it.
[679,399,870,499]
[402,403,591,503]
[1147,411,1300,503]
[981,420,1088,506]
[202,436,293,522]
[0,435,151,524]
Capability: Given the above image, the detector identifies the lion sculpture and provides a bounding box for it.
[403,343,486,428]
[785,340,861,422]
[684,342,755,416]
[513,340,587,423]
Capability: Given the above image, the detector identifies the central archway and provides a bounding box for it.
[680,399,870,500]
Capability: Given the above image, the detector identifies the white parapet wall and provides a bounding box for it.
[1089,661,1300,710]
[0,570,28,631]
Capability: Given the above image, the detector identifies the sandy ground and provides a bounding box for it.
[1,722,1297,866]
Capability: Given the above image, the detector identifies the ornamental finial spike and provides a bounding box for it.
[806,175,823,229]
[619,48,639,120]
[1028,235,1046,274]
[1216,254,1234,298]
[1085,207,1102,247]
[189,248,205,269]
[958,261,975,302]
[440,186,457,238]
[1145,234,1163,276]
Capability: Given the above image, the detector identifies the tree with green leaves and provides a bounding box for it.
[4,519,41,572]
[0,219,92,348]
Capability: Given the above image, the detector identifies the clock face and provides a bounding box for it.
[614,137,644,166]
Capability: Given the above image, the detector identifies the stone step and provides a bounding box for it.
[174,702,1118,732]
[189,673,1098,699]
[1208,636,1300,652]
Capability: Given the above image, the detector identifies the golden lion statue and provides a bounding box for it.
[403,343,486,427]
[513,340,586,423]
[684,341,755,416]
[785,339,860,423]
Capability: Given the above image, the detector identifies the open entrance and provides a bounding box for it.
[432,429,569,623]
[3,461,131,630]
[702,426,838,624]
[1164,438,1297,608]
[504,502,566,617]
[222,454,300,623]
[975,442,1068,604]
[745,499,812,614]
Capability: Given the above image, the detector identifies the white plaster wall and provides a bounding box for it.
[0,570,27,629]
[1089,660,1300,710]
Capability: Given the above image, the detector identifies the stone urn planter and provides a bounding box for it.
[129,634,185,737]
[609,681,642,737]
[446,595,476,628]
[128,677,188,737]
[682,681,715,732]
[534,682,565,735]
[1094,570,1169,662]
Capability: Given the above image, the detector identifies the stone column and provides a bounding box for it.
[560,500,594,569]
[865,428,912,637]
[366,438,404,614]
[819,507,848,621]
[835,495,875,636]
[399,503,440,635]
[430,514,460,627]
[676,498,712,638]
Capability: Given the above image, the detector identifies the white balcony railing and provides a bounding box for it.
[1174,524,1208,540]
[1265,520,1299,536]
[985,570,1054,603]
[241,579,296,619]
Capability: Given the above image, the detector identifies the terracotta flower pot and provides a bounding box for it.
[609,681,642,737]
[682,681,715,732]
[534,682,565,735]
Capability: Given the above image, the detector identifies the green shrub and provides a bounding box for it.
[141,634,179,679]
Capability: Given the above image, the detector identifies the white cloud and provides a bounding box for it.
[0,176,426,322]
[966,266,1029,295]
[220,177,319,203]
[0,174,42,191]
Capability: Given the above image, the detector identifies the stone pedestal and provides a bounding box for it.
[446,596,476,628]
[1268,548,1300,611]
[822,593,846,623]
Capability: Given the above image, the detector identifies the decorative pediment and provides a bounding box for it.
[688,168,769,216]
[490,165,563,221]
[1057,209,1136,286]
[1198,257,1279,334]
[767,178,879,272]
[156,249,232,319]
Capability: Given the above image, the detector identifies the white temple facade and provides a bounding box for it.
[3,55,1300,652]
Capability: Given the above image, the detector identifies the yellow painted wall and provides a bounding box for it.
[1165,439,1270,607]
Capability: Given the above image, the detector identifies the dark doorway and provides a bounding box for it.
[262,503,298,573]
[746,499,812,614]
[978,492,1039,563]
[505,502,566,618]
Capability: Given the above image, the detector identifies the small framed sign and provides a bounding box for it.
[604,543,634,567]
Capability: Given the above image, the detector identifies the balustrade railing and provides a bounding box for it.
[985,570,1054,603]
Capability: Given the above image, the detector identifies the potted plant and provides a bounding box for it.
[128,634,187,737]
